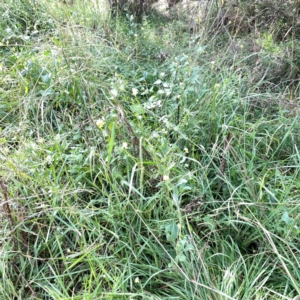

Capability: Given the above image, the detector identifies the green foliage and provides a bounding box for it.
[1,0,300,299]
[0,0,53,37]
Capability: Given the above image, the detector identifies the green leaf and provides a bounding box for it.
[185,244,194,251]
[195,45,207,53]
[130,104,144,114]
[281,211,294,225]
[190,66,200,84]
[165,222,179,243]
[107,122,115,165]
[203,215,216,231]
[177,254,186,262]
[177,178,187,186]
[41,73,51,83]
[172,190,179,204]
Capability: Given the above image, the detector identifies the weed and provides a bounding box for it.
[1,0,300,299]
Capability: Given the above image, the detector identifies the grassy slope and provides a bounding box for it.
[1,1,300,299]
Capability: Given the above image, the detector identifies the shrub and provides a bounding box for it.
[222,0,300,40]
[108,0,182,21]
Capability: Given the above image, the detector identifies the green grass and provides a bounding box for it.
[1,0,300,299]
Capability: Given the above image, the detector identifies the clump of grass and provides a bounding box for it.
[1,0,300,299]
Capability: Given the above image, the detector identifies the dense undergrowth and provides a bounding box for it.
[1,0,300,299]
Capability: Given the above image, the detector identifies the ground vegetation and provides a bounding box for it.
[1,0,300,299]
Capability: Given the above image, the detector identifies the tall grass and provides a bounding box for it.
[1,0,300,299]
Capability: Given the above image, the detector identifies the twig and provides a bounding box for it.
[183,196,203,214]
[14,264,37,298]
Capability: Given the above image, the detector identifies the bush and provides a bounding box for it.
[109,0,156,21]
[109,0,182,21]
[222,0,300,40]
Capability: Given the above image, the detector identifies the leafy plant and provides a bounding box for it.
[1,0,300,299]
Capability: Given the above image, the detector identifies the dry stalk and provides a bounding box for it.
[217,132,233,192]
[0,177,30,252]
[117,105,154,162]
[0,177,14,228]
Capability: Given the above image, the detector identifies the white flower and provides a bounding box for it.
[37,138,45,144]
[132,88,139,96]
[163,175,170,181]
[96,118,105,129]
[109,89,118,98]
[46,155,54,164]
[151,131,159,138]
[134,277,140,283]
